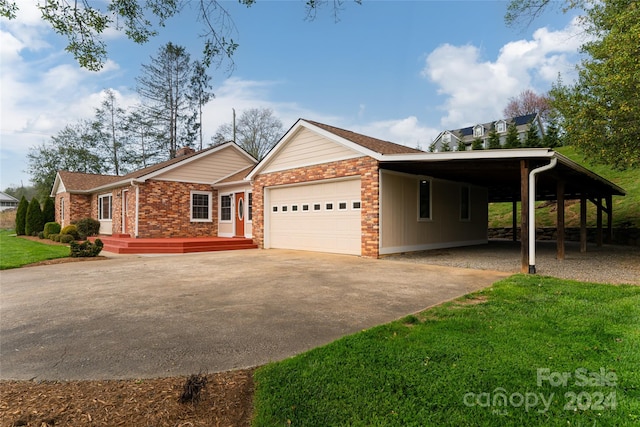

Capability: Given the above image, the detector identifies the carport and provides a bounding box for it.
[380,148,626,273]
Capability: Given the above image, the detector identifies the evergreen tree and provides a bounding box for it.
[15,196,28,235]
[42,197,56,224]
[543,117,562,148]
[504,123,521,148]
[488,128,501,149]
[525,121,542,148]
[472,138,484,150]
[25,197,44,236]
[456,138,467,152]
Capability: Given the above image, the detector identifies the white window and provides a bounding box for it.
[496,121,506,133]
[302,204,309,211]
[282,205,288,212]
[325,202,334,211]
[291,204,299,212]
[473,126,484,138]
[272,205,278,213]
[313,203,321,211]
[338,201,348,211]
[221,194,232,221]
[460,186,471,221]
[191,191,212,222]
[60,198,65,221]
[247,192,253,222]
[418,179,431,221]
[352,201,361,210]
[98,194,112,220]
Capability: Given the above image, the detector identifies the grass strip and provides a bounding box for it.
[253,275,640,426]
[0,229,70,269]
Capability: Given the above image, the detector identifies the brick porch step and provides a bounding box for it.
[89,236,258,254]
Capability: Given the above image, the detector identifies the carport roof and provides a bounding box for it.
[379,149,625,203]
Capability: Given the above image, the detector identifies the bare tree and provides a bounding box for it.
[503,89,551,121]
[136,42,195,159]
[212,108,283,160]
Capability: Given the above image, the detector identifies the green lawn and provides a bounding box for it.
[253,275,640,426]
[489,146,640,228]
[0,229,70,269]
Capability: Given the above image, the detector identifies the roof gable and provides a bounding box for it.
[248,119,423,179]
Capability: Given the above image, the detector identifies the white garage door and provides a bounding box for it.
[266,178,362,255]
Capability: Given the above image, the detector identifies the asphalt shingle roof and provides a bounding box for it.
[305,120,424,155]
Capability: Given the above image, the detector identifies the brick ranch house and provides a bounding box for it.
[51,142,257,239]
[53,119,624,265]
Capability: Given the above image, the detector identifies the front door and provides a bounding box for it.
[235,192,244,237]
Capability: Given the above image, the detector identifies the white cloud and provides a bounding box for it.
[423,17,587,129]
[354,116,440,150]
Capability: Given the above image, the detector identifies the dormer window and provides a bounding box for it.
[496,121,506,133]
[473,125,484,138]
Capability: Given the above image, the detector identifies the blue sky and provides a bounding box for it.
[1,0,588,189]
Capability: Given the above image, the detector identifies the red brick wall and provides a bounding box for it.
[136,180,218,238]
[253,156,380,258]
[55,193,92,227]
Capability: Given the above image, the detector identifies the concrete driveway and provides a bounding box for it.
[0,249,508,381]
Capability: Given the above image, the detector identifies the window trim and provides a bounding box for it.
[191,190,213,222]
[460,185,471,222]
[417,179,432,221]
[247,192,253,223]
[60,197,65,221]
[473,125,484,138]
[338,201,348,211]
[220,193,232,222]
[98,193,112,221]
[352,200,362,210]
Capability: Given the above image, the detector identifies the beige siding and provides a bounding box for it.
[261,128,362,174]
[156,146,254,183]
[380,170,488,254]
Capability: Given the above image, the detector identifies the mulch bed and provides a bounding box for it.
[0,369,255,427]
[17,235,108,268]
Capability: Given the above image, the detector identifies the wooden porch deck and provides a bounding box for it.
[91,234,258,254]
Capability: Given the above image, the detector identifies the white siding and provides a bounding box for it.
[265,178,361,255]
[261,128,362,174]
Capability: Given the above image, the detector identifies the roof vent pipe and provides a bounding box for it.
[528,157,558,274]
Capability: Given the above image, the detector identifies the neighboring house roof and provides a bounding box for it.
[455,113,539,139]
[51,141,257,195]
[0,191,19,203]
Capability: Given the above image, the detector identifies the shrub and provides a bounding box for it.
[25,197,44,236]
[74,217,101,239]
[60,234,75,244]
[43,222,61,238]
[15,196,28,235]
[50,233,61,242]
[42,197,55,224]
[70,239,103,257]
[60,224,80,240]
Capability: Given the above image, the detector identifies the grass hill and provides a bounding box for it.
[488,146,640,228]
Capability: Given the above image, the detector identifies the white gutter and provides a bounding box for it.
[528,157,558,274]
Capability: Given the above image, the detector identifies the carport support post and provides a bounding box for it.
[520,160,530,273]
[606,194,613,244]
[512,200,518,242]
[556,180,565,260]
[580,195,587,253]
[596,197,604,247]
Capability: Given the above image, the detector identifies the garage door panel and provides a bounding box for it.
[267,179,361,255]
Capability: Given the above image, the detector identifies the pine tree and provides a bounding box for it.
[25,197,44,236]
[504,123,521,148]
[15,196,28,235]
[488,129,501,149]
[42,197,56,224]
[525,121,542,148]
[472,138,484,150]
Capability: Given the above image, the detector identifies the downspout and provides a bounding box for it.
[528,157,558,273]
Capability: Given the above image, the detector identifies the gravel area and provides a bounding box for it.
[385,240,640,285]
